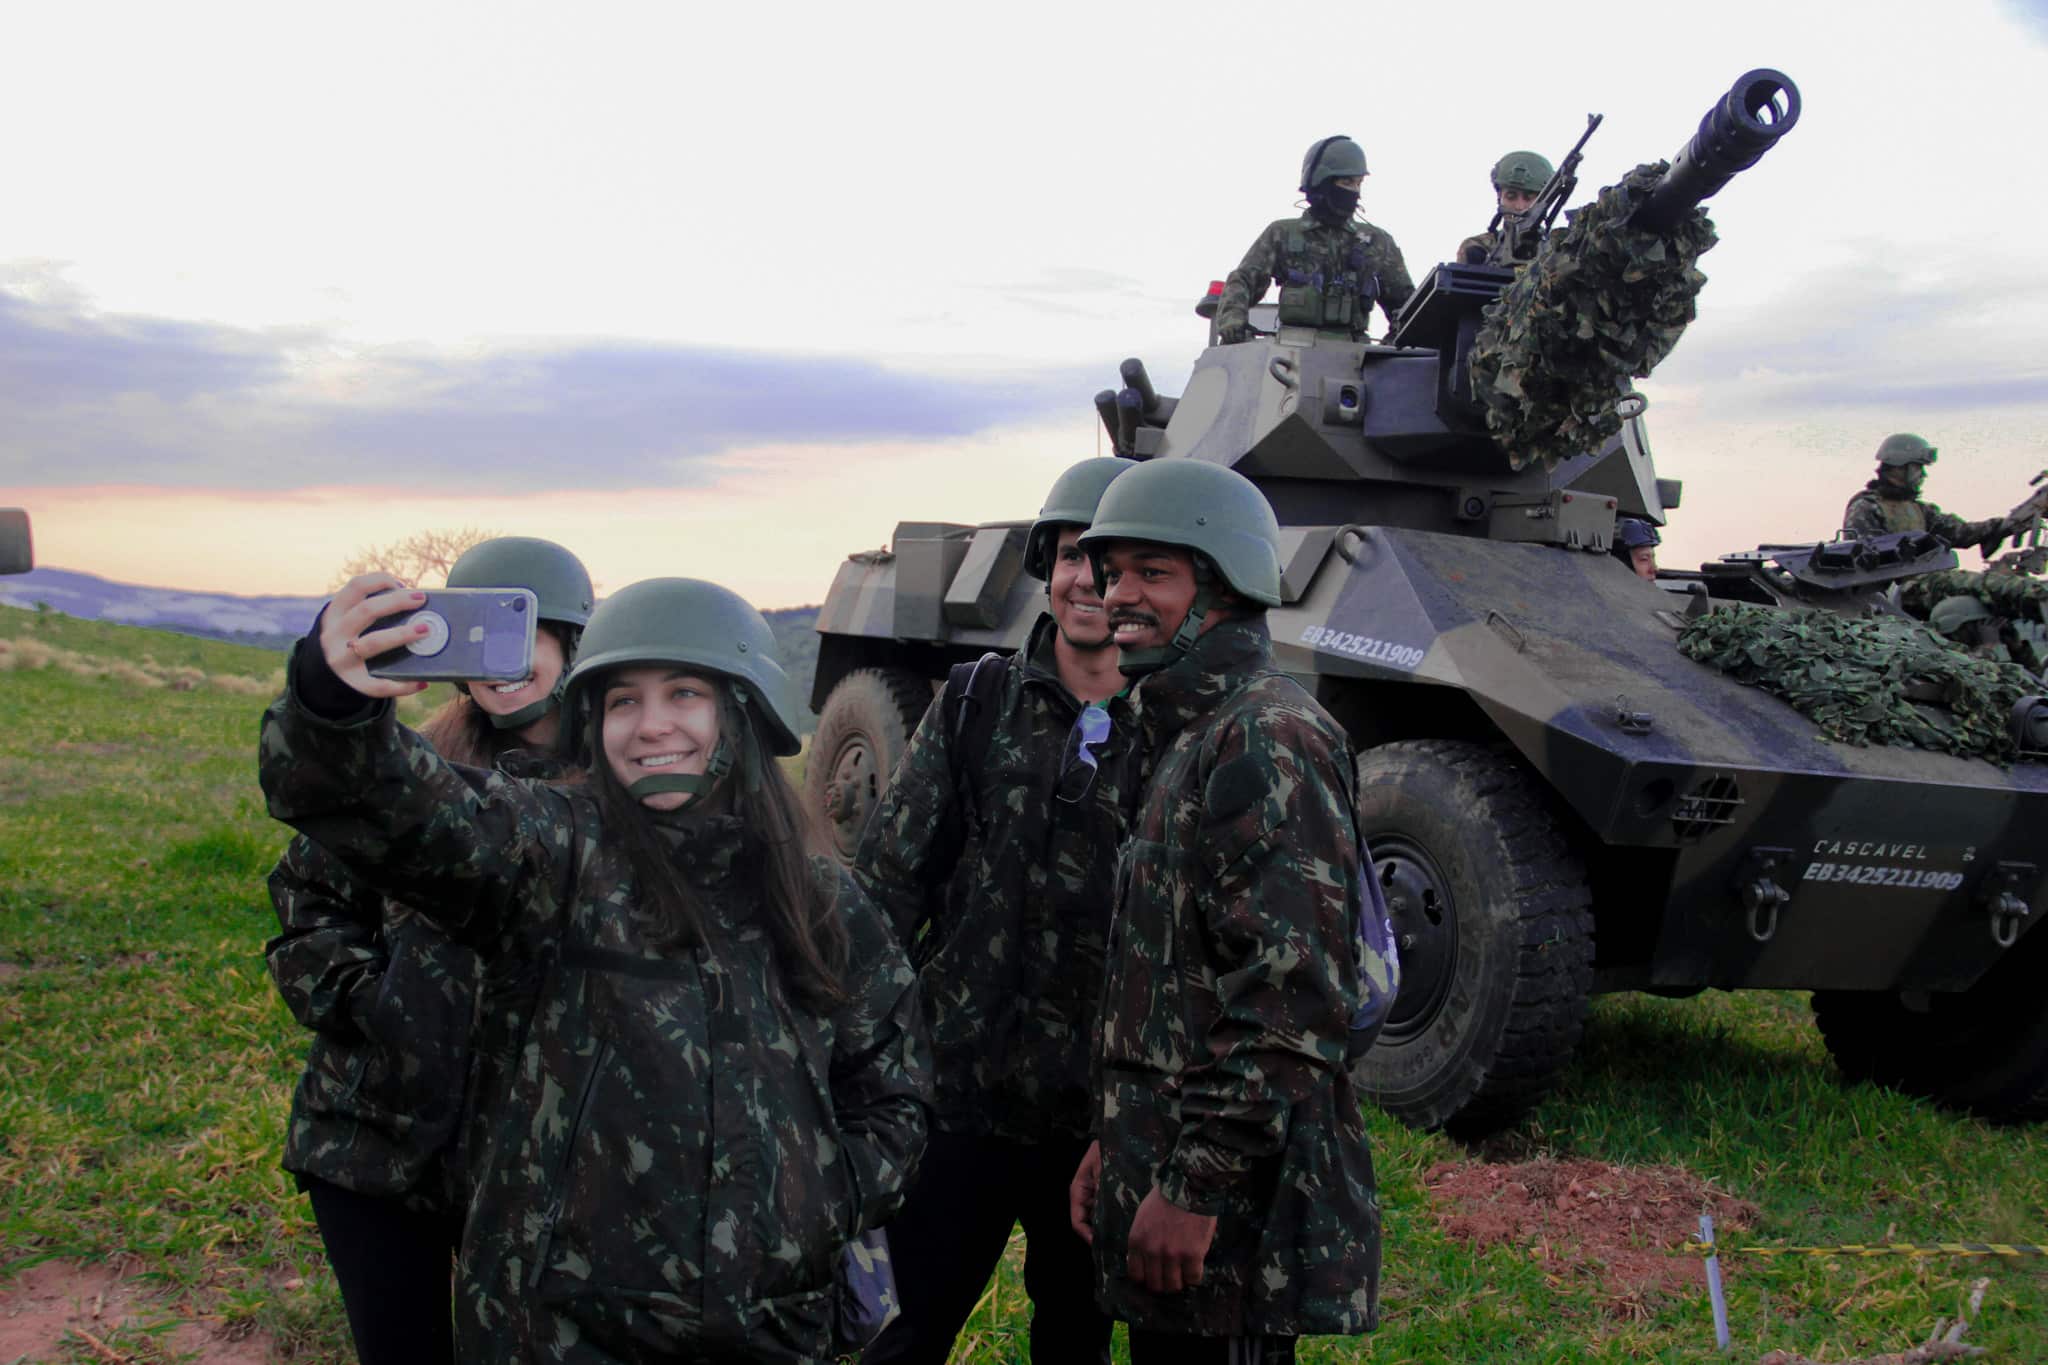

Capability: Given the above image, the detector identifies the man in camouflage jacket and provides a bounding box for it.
[856,458,1134,1365]
[261,599,929,1365]
[1216,135,1413,344]
[1843,432,2009,549]
[1070,460,1383,1363]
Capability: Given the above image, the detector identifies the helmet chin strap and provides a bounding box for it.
[487,679,563,732]
[622,684,756,803]
[1116,571,1217,680]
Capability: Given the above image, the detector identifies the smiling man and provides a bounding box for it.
[1069,459,1383,1365]
[856,457,1135,1365]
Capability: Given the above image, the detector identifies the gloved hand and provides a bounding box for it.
[1218,319,1252,344]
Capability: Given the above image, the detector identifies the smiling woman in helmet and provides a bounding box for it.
[262,535,592,1365]
[260,572,931,1364]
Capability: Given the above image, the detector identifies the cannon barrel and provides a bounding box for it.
[1632,68,1800,233]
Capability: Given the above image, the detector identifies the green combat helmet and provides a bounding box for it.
[1876,433,1938,467]
[1929,594,1995,639]
[446,536,597,730]
[562,577,802,801]
[1024,457,1134,580]
[1492,150,1555,192]
[1078,459,1282,675]
[1300,134,1368,191]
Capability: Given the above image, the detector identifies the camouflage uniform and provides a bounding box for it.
[854,613,1130,1363]
[1091,614,1380,1339]
[1215,213,1414,338]
[267,828,484,1210]
[856,614,1132,1142]
[259,654,930,1365]
[1843,481,2004,549]
[1456,228,1500,263]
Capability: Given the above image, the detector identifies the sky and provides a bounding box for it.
[3,0,2046,608]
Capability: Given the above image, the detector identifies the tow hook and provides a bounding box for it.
[1735,846,1796,943]
[1978,862,2037,949]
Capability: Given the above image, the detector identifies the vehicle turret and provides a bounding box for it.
[1104,70,1800,551]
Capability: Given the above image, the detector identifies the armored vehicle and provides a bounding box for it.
[1,509,32,576]
[805,71,2048,1137]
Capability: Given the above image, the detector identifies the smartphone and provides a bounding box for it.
[366,588,537,683]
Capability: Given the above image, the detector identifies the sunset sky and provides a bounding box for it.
[4,0,2045,608]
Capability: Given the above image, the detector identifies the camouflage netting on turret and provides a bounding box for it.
[1899,568,2048,624]
[1469,162,1718,472]
[1677,605,2041,763]
[1900,567,2048,674]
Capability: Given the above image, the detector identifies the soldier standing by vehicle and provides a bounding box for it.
[1458,150,1556,263]
[1067,460,1387,1364]
[260,574,930,1364]
[856,457,1134,1365]
[1214,135,1414,344]
[1842,433,2010,549]
[263,536,593,1365]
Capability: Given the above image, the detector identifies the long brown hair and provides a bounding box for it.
[587,683,847,1009]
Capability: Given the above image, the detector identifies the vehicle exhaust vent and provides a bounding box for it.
[1672,773,1743,842]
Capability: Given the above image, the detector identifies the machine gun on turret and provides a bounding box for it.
[1987,471,2048,576]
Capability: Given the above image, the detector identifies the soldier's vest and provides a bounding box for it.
[1275,223,1380,333]
[1867,494,1929,534]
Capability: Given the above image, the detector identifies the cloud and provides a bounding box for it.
[0,282,1091,492]
[1648,245,2048,418]
[2005,0,2048,42]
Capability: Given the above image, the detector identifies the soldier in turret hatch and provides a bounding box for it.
[1612,517,1660,581]
[1457,150,1555,264]
[1214,136,1413,344]
[1841,433,2011,549]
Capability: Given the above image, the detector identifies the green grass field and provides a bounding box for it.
[2,603,2043,1362]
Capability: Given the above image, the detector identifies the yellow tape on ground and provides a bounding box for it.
[1676,1241,2047,1259]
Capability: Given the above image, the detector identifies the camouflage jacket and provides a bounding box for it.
[266,826,484,1208]
[1216,212,1414,337]
[1457,226,1544,266]
[854,614,1134,1143]
[1457,228,1500,263]
[1843,481,2003,548]
[1090,616,1380,1338]
[259,666,930,1365]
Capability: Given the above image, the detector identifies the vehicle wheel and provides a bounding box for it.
[806,668,934,865]
[1351,739,1594,1138]
[1812,923,2048,1123]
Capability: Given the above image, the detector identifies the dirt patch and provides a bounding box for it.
[1426,1156,1757,1318]
[50,741,131,757]
[0,1259,277,1363]
[0,962,25,982]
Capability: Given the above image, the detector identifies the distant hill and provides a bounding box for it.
[1,568,323,652]
[0,567,824,729]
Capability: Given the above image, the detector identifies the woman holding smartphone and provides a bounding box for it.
[260,572,929,1364]
[263,536,594,1365]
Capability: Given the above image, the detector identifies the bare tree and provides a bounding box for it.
[333,526,502,589]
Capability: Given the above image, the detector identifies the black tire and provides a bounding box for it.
[806,668,934,865]
[1351,739,1594,1138]
[1813,922,2048,1123]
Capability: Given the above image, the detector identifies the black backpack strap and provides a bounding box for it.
[943,652,1008,832]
